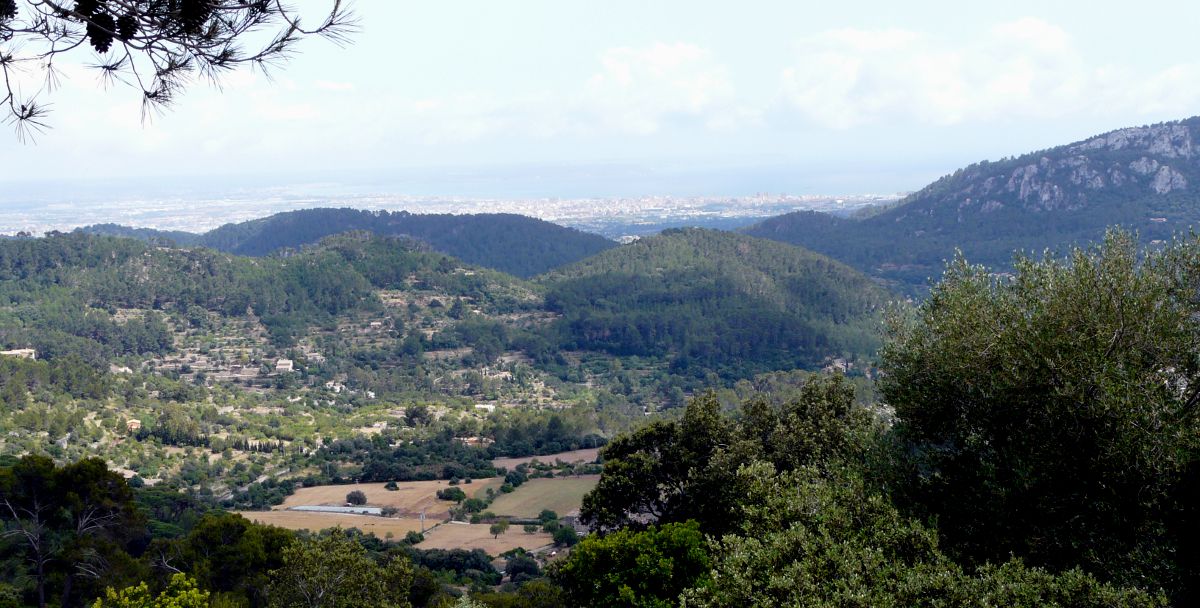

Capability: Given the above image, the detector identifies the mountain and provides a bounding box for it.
[744,117,1200,289]
[536,228,888,379]
[82,208,616,278]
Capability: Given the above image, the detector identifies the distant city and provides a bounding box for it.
[0,190,905,240]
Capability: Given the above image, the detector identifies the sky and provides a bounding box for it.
[3,0,1200,197]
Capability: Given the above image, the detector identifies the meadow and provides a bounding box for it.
[487,475,600,518]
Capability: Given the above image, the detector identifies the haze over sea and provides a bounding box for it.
[2,163,905,237]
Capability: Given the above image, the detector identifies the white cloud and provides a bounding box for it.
[778,18,1200,128]
[581,42,742,134]
[333,42,751,145]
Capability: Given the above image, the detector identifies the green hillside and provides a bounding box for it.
[537,228,887,379]
[0,231,534,361]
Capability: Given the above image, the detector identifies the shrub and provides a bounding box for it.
[552,527,578,547]
[437,487,467,502]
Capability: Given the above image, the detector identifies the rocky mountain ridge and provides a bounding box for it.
[745,116,1200,291]
[907,117,1200,217]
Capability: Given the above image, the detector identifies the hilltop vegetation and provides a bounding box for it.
[745,116,1200,289]
[82,208,617,278]
[539,228,885,379]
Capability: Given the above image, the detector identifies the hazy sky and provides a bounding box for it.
[3,1,1200,196]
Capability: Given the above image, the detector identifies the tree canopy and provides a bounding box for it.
[882,229,1200,591]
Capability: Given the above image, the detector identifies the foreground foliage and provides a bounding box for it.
[684,463,1165,608]
[883,230,1200,594]
[553,522,709,608]
[268,530,413,608]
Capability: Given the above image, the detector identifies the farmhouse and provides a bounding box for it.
[275,358,294,372]
[0,348,36,359]
[126,419,142,432]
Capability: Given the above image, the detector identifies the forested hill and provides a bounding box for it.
[74,223,203,246]
[0,231,533,363]
[744,116,1200,289]
[82,208,616,277]
[536,228,888,378]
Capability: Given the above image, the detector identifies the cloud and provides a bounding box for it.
[581,42,742,134]
[778,18,1200,128]
[342,42,750,144]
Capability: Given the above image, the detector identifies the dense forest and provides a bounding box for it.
[538,228,885,378]
[82,208,617,278]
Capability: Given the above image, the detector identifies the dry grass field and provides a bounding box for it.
[279,479,504,518]
[492,448,601,471]
[238,511,429,538]
[418,522,553,554]
[486,475,600,518]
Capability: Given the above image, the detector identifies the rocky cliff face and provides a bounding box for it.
[743,116,1200,292]
[902,117,1200,220]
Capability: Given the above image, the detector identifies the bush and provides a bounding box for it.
[384,481,398,491]
[437,487,467,502]
[345,490,367,506]
[506,553,540,580]
[552,526,578,547]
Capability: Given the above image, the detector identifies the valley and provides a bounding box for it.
[6,2,1198,605]
[3,116,1200,608]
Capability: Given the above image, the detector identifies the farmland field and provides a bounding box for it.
[278,478,502,518]
[492,448,601,471]
[486,475,600,518]
[418,522,553,554]
[238,511,429,537]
